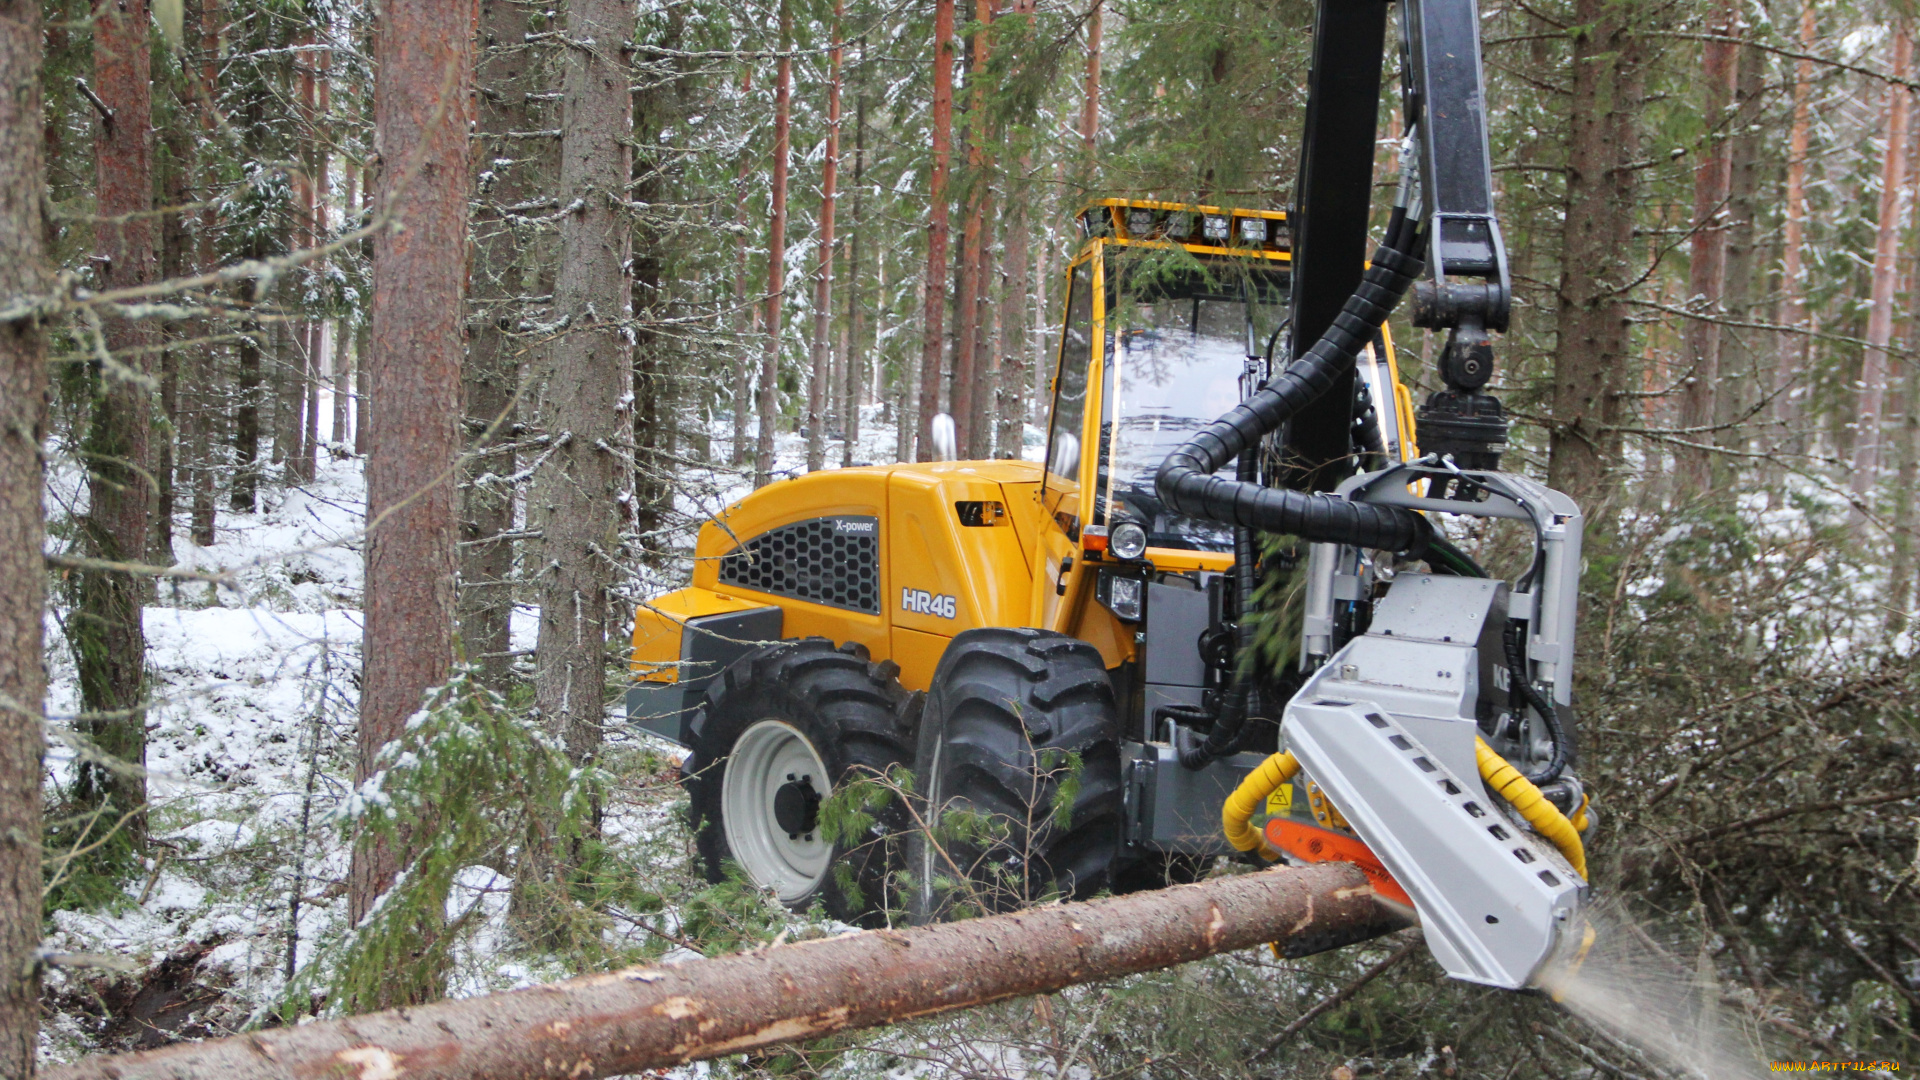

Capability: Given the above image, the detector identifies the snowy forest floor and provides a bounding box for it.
[33,411,1911,1079]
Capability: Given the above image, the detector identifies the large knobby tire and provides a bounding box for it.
[909,627,1124,922]
[686,638,914,926]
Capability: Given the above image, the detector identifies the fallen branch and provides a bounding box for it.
[1250,930,1422,1061]
[45,863,1395,1080]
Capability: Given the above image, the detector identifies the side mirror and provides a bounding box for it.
[930,413,958,461]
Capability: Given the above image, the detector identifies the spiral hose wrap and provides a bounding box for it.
[1222,751,1301,857]
[1475,737,1588,880]
[1154,210,1434,553]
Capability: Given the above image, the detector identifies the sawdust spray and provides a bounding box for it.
[1532,902,1771,1080]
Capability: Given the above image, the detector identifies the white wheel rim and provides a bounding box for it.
[722,719,833,903]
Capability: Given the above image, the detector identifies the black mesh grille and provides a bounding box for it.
[717,516,881,613]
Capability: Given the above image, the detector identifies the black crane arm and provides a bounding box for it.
[1283,0,1513,482]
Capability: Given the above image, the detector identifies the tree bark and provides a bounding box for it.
[1080,0,1101,152]
[1713,33,1764,482]
[72,0,157,854]
[188,0,218,545]
[955,0,998,460]
[352,0,479,1002]
[0,1,48,1070]
[841,70,866,468]
[46,864,1390,1080]
[729,67,753,468]
[631,12,682,561]
[754,1,793,487]
[917,0,956,461]
[333,163,354,446]
[1773,0,1817,462]
[305,53,330,471]
[1851,23,1912,503]
[1547,0,1643,521]
[354,164,372,458]
[1675,0,1737,492]
[530,0,633,763]
[462,0,541,693]
[806,0,844,473]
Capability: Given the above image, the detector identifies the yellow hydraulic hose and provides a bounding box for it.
[1475,737,1588,881]
[1223,751,1300,859]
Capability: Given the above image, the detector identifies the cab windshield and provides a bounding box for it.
[1100,270,1285,551]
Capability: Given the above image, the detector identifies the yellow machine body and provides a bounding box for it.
[629,199,1416,733]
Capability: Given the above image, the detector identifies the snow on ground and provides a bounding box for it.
[39,402,1871,1070]
[36,406,1023,1065]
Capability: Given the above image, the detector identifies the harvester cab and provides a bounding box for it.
[630,0,1595,994]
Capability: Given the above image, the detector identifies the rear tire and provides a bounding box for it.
[686,638,913,926]
[908,627,1125,922]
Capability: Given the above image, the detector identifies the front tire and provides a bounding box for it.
[686,638,913,926]
[909,628,1125,922]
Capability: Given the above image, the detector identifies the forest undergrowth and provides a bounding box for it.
[31,413,1918,1078]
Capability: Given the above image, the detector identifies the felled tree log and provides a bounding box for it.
[48,863,1391,1080]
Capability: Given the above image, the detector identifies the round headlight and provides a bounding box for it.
[1110,521,1148,561]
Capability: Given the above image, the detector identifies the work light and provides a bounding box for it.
[1110,520,1149,560]
[1203,215,1230,242]
[1239,216,1268,244]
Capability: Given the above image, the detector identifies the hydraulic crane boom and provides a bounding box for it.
[1285,0,1513,482]
[1161,0,1597,991]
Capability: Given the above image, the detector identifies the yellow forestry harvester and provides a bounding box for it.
[632,0,1597,991]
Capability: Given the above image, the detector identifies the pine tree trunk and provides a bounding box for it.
[352,0,478,1004]
[755,4,793,486]
[1851,23,1912,503]
[970,194,995,459]
[73,0,157,855]
[1547,0,1643,522]
[305,53,330,471]
[1714,33,1763,480]
[841,73,866,468]
[917,0,956,461]
[462,0,541,693]
[531,0,633,763]
[0,1,48,1068]
[806,0,844,473]
[231,307,262,510]
[997,168,1029,459]
[632,14,683,559]
[1675,0,1737,492]
[730,70,753,469]
[1773,0,1817,464]
[1032,210,1051,427]
[189,0,218,545]
[158,74,193,561]
[1081,0,1101,152]
[333,166,354,446]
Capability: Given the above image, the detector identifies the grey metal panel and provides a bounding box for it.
[1123,742,1270,855]
[626,683,691,746]
[1143,582,1209,687]
[1284,695,1583,989]
[625,605,783,746]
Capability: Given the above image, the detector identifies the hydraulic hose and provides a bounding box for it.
[1501,620,1571,784]
[1178,456,1261,770]
[1222,750,1300,858]
[1155,208,1433,554]
[1475,737,1587,880]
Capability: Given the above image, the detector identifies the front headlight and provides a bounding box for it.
[1110,520,1149,561]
